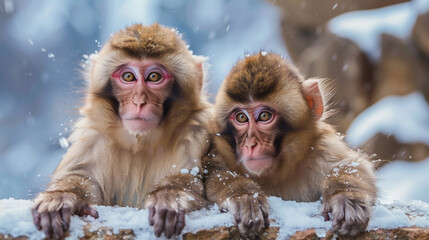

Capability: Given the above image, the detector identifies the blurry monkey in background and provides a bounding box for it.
[32,24,211,239]
[204,53,377,237]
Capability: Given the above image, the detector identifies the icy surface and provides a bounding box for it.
[1,197,429,239]
[346,92,429,148]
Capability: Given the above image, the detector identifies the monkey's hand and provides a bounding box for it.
[145,189,192,239]
[32,191,99,239]
[220,193,270,238]
[322,192,372,236]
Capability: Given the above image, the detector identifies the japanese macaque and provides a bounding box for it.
[203,53,377,237]
[32,24,212,239]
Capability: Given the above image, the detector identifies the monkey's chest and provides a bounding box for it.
[108,154,175,208]
[259,172,322,202]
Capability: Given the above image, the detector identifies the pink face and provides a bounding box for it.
[111,60,174,134]
[229,103,279,175]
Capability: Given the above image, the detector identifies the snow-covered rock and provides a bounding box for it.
[1,197,429,239]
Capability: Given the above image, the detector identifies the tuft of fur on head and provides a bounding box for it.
[215,52,310,133]
[110,24,178,58]
[73,23,210,150]
[213,52,337,177]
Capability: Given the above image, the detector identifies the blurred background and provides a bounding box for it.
[0,0,428,204]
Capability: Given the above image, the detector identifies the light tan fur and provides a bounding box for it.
[204,53,377,237]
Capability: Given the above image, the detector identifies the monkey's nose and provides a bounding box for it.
[244,138,257,149]
[133,95,147,111]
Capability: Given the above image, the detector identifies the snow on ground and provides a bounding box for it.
[1,197,429,240]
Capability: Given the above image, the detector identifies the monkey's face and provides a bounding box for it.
[111,60,174,134]
[216,53,316,177]
[228,102,285,175]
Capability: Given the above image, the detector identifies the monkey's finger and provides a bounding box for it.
[82,206,99,219]
[251,199,263,234]
[50,211,64,239]
[257,198,270,229]
[331,204,345,230]
[60,206,72,232]
[154,208,167,237]
[242,198,254,232]
[40,212,53,239]
[322,202,332,221]
[174,209,186,235]
[149,206,156,226]
[259,202,270,229]
[31,206,42,230]
[322,211,331,221]
[164,210,176,239]
[232,201,242,224]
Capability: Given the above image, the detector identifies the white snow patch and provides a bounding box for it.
[346,92,429,148]
[329,2,420,60]
[190,166,199,176]
[1,197,429,239]
[269,198,331,238]
[0,198,85,240]
[59,137,69,149]
[377,157,429,204]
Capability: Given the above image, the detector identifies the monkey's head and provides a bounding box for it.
[84,23,206,136]
[215,53,325,176]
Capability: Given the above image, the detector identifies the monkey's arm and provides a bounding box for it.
[144,120,211,238]
[203,151,270,237]
[144,173,208,238]
[321,152,377,236]
[32,138,104,239]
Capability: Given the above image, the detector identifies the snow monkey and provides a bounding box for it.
[32,24,212,239]
[203,53,377,237]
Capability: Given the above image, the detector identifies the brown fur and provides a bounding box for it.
[33,23,211,239]
[204,53,377,237]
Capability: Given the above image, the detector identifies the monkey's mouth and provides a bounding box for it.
[241,156,273,175]
[122,117,160,133]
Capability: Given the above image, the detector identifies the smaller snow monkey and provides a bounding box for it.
[203,53,377,237]
[32,24,212,239]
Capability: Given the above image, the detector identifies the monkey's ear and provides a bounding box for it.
[302,78,324,120]
[193,55,208,91]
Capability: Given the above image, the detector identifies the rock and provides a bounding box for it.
[360,133,429,166]
[291,227,429,240]
[372,34,427,103]
[280,20,323,63]
[183,226,279,240]
[183,226,231,240]
[297,32,373,132]
[412,12,429,103]
[3,227,429,240]
[413,12,429,58]
[272,0,410,28]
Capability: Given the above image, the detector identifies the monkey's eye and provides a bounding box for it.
[146,72,162,82]
[121,72,136,82]
[258,111,272,121]
[236,112,248,123]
